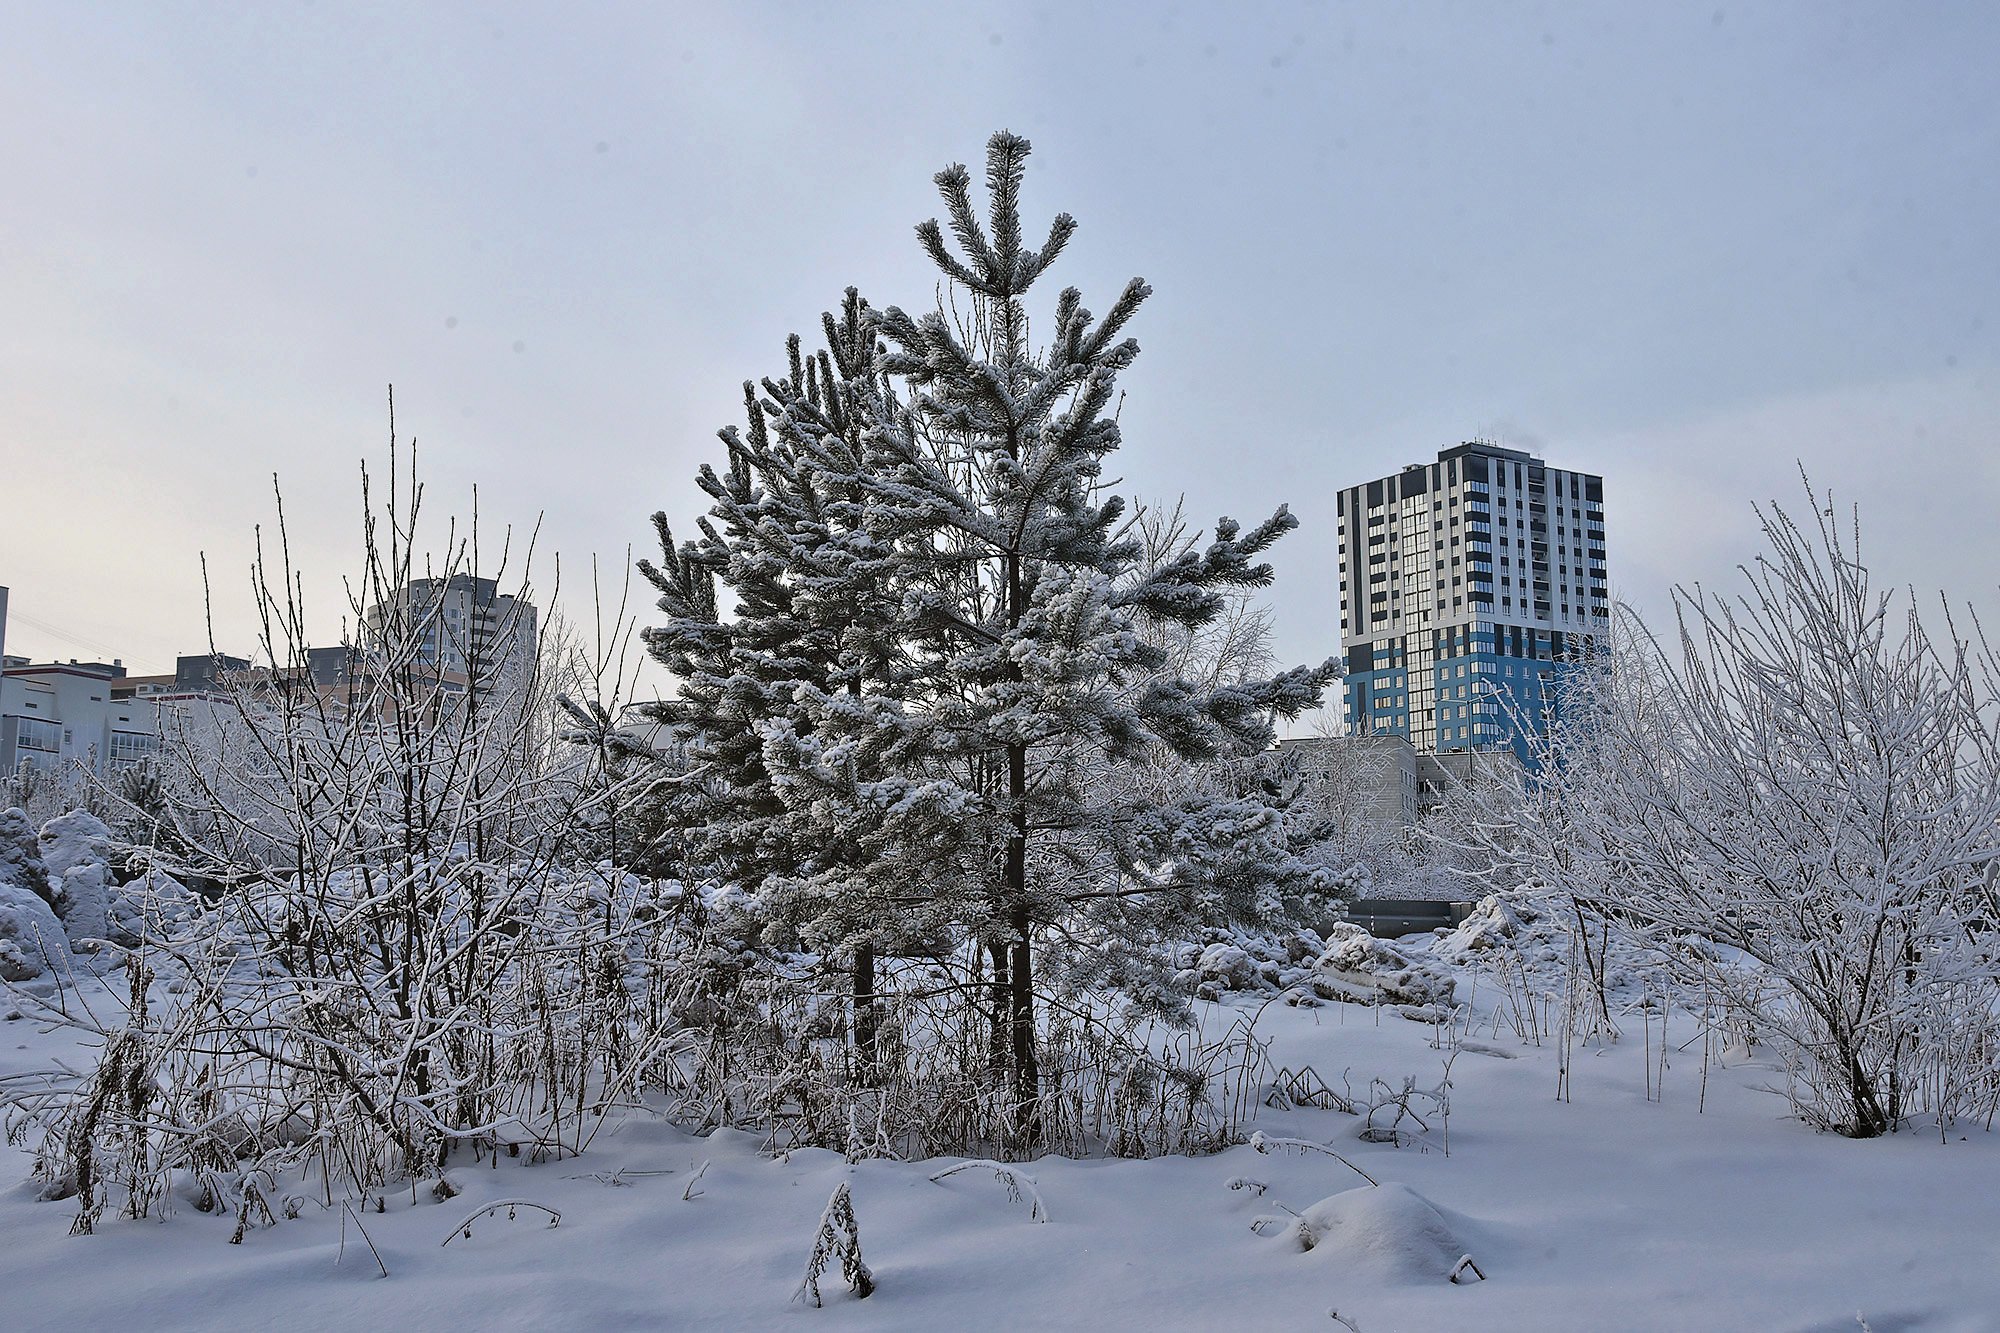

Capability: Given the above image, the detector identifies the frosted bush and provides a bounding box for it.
[1457,491,2000,1135]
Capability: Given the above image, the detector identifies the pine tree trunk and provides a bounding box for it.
[846,676,879,1082]
[1008,908,1038,1147]
[852,942,878,1080]
[1005,734,1039,1145]
[988,940,1010,1077]
[999,464,1040,1145]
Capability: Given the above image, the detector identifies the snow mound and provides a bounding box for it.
[1311,923,1456,1007]
[1294,1182,1481,1284]
[39,811,116,945]
[1433,893,1547,966]
[1197,943,1256,989]
[36,810,112,882]
[34,812,189,949]
[0,807,53,908]
[109,868,198,946]
[0,878,67,988]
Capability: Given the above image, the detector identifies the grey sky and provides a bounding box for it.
[4,3,1997,707]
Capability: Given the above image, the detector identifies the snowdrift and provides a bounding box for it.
[1290,1182,1489,1284]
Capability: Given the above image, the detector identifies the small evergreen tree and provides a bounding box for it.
[641,292,952,1071]
[845,132,1338,1131]
[645,132,1341,1143]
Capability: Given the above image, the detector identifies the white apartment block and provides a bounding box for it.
[0,658,163,775]
[1,585,163,774]
[1334,443,1608,761]
[0,590,250,778]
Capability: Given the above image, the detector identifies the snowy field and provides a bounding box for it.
[4,964,1995,1333]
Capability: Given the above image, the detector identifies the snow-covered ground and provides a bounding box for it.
[2,966,1995,1332]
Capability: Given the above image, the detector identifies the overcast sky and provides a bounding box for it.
[4,3,1997,714]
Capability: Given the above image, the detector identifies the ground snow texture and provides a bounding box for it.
[2,974,1997,1330]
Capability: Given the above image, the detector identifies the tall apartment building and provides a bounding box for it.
[360,575,538,686]
[1335,442,1607,762]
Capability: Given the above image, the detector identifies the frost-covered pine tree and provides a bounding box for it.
[863,133,1337,1129]
[647,132,1338,1138]
[641,292,956,1070]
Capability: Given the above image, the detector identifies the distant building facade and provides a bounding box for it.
[0,589,265,777]
[0,571,540,780]
[1275,731,1523,841]
[361,575,538,686]
[1275,733,1420,832]
[1334,442,1608,764]
[0,656,162,774]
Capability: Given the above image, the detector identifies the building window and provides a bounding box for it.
[108,732,160,765]
[16,716,60,753]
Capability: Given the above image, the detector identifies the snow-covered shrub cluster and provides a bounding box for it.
[1165,920,1453,1013]
[0,805,200,991]
[1433,893,1685,1010]
[1169,927,1319,1000]
[1460,489,2000,1137]
[0,444,702,1231]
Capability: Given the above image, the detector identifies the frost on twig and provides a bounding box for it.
[1449,1254,1486,1283]
[228,1171,279,1245]
[1247,1131,1379,1187]
[928,1159,1049,1222]
[441,1199,562,1246]
[795,1181,873,1307]
[1357,1064,1452,1149]
[338,1200,390,1279]
[1265,1064,1358,1114]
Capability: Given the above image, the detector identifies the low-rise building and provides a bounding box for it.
[1274,733,1420,833]
[1,656,163,774]
[1273,731,1522,839]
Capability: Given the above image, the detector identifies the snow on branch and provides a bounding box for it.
[441,1199,563,1246]
[928,1159,1050,1222]
[1247,1131,1379,1187]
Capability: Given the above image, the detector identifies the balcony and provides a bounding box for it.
[13,716,60,753]
[108,731,160,765]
